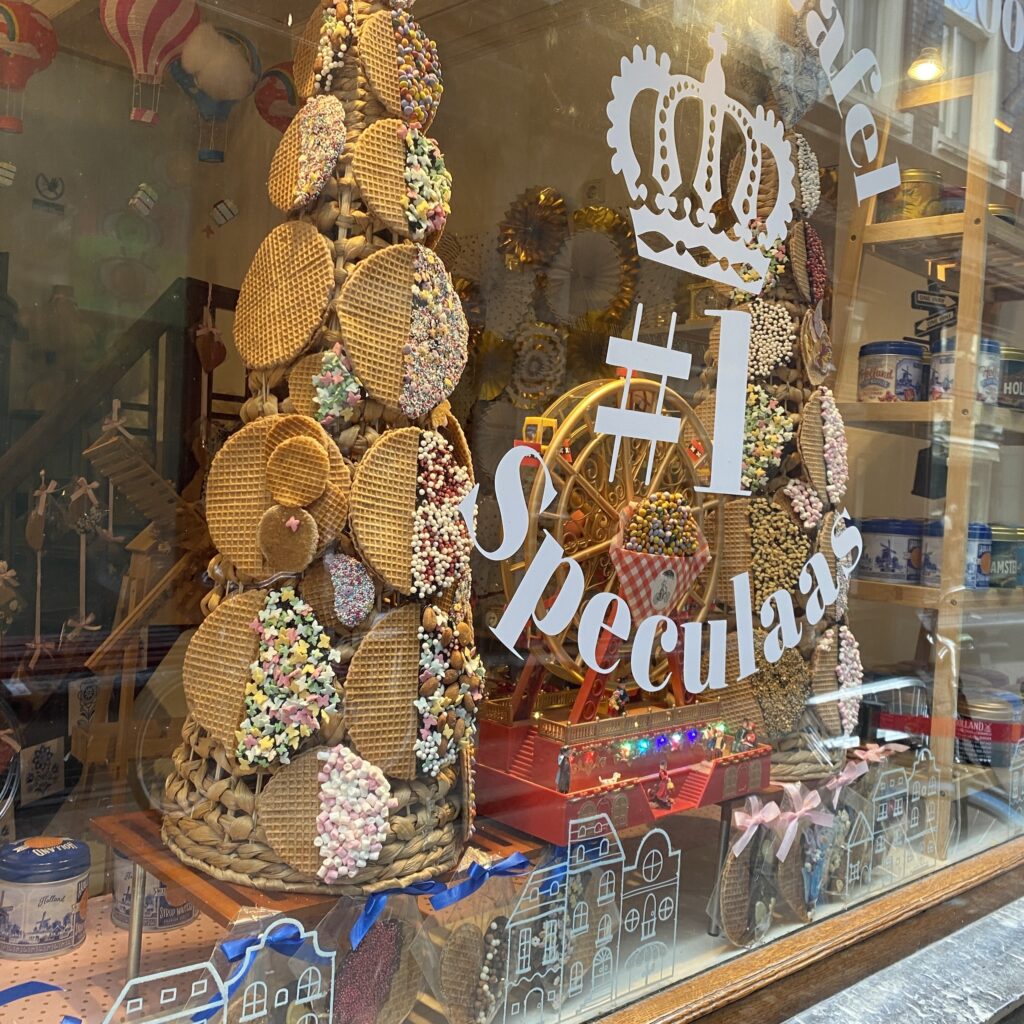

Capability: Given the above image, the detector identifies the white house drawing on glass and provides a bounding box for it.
[501,813,681,1024]
[101,916,335,1024]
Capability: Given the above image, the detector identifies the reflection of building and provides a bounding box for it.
[501,814,680,1024]
[102,918,334,1024]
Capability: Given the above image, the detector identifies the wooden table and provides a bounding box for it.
[92,810,337,980]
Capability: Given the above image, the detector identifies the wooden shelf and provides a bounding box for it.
[838,400,1024,442]
[861,213,1024,298]
[850,577,1024,611]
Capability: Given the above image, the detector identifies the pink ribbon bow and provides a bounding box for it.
[731,796,781,857]
[774,783,834,861]
[60,613,101,648]
[854,742,910,764]
[70,477,100,507]
[0,562,17,587]
[102,399,132,440]
[26,639,56,669]
[825,759,869,807]
[33,476,56,516]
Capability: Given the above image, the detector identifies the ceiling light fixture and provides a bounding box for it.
[908,46,945,83]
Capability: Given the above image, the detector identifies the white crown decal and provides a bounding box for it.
[607,27,796,294]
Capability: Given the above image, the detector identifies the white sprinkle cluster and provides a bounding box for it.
[819,387,849,505]
[748,299,796,378]
[313,4,354,94]
[836,625,863,735]
[796,133,821,217]
[783,478,824,529]
[411,431,473,599]
[313,744,395,882]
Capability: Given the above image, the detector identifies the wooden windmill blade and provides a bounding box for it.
[83,431,207,545]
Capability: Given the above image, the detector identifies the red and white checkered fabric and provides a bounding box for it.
[609,506,711,622]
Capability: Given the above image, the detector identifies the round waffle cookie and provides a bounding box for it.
[353,118,449,244]
[798,392,829,497]
[293,4,326,100]
[258,746,328,877]
[344,604,420,778]
[267,435,330,505]
[441,923,485,1024]
[339,241,468,416]
[182,589,266,751]
[206,415,348,579]
[286,352,323,420]
[778,840,812,923]
[234,222,335,370]
[268,94,347,213]
[789,221,812,303]
[349,427,419,590]
[359,9,442,130]
[258,505,319,574]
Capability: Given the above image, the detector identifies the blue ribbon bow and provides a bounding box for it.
[429,853,532,911]
[349,881,447,948]
[193,923,306,1022]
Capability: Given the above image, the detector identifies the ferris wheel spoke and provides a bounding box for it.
[647,441,678,492]
[620,436,636,503]
[572,536,613,565]
[565,471,621,522]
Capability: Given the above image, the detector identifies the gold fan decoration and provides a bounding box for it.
[545,205,639,331]
[497,186,569,269]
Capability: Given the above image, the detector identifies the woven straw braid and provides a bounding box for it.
[293,4,325,100]
[442,924,485,1024]
[259,746,324,875]
[234,222,335,371]
[287,353,323,420]
[339,242,417,408]
[789,220,812,303]
[777,841,811,922]
[344,604,420,778]
[350,426,419,592]
[810,633,842,737]
[353,118,412,236]
[719,838,756,946]
[182,590,266,752]
[798,392,828,496]
[206,419,275,580]
[163,715,466,893]
[770,725,845,781]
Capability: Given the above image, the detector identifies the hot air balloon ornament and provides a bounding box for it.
[0,2,58,134]
[170,24,261,163]
[254,60,299,134]
[100,0,199,124]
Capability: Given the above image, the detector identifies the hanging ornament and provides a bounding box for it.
[209,198,238,228]
[0,2,58,134]
[169,24,261,163]
[128,182,157,216]
[254,60,298,134]
[99,0,200,124]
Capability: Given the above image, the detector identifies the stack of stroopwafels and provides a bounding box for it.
[164,0,480,896]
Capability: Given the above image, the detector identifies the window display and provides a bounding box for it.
[2,1,1024,1022]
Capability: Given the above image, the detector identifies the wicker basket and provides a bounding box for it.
[163,715,468,894]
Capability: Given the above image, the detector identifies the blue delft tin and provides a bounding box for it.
[0,837,90,960]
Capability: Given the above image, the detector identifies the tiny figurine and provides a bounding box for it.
[608,683,630,717]
[652,759,674,809]
[555,745,571,794]
[735,720,759,752]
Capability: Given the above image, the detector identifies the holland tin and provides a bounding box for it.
[857,342,925,402]
[0,837,89,960]
[112,852,197,931]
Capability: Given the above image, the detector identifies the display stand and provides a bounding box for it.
[92,811,337,979]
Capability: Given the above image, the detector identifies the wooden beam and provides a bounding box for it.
[899,75,977,111]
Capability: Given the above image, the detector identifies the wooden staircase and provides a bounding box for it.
[509,728,538,779]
